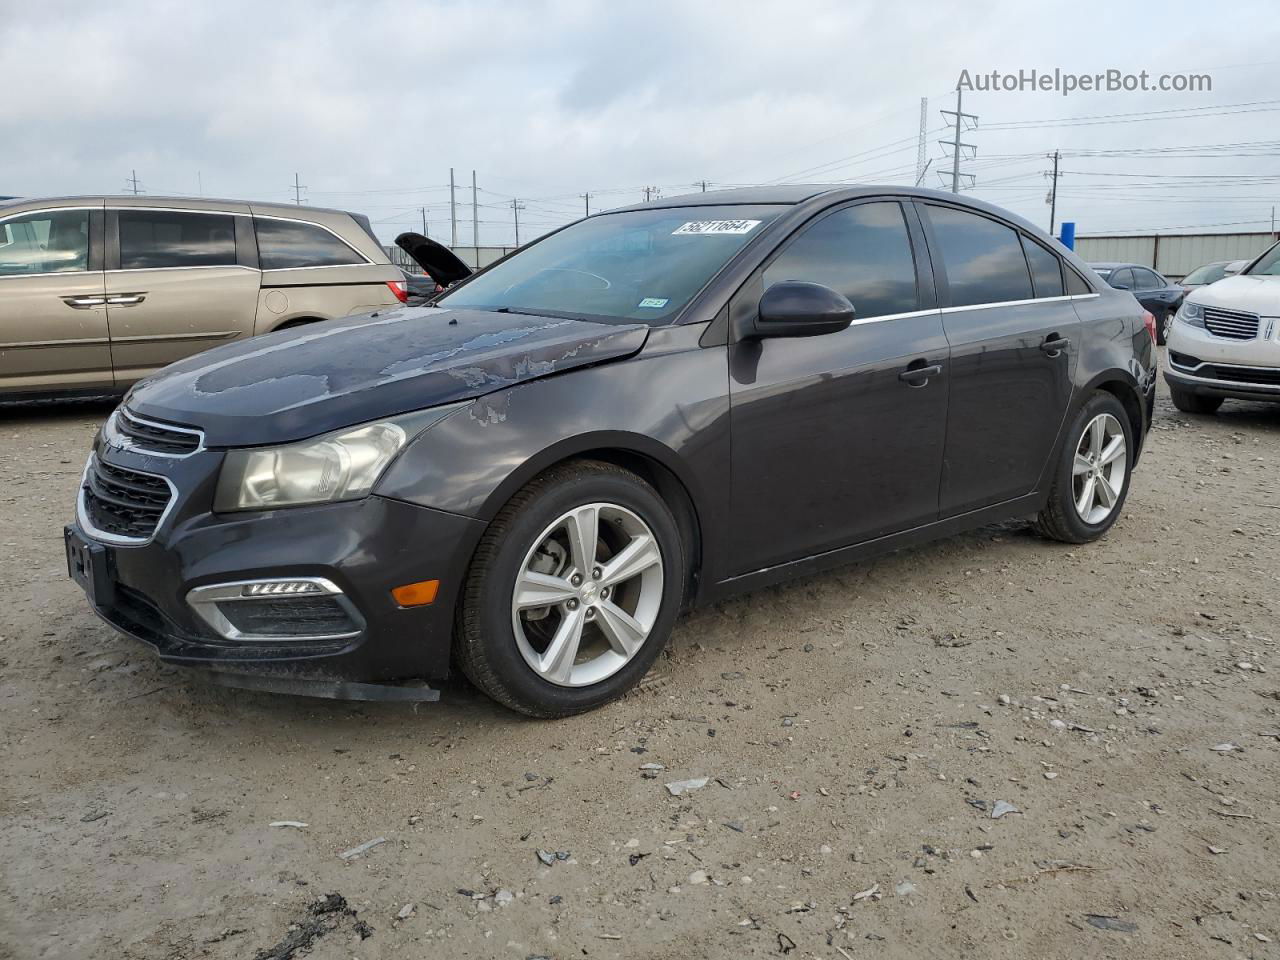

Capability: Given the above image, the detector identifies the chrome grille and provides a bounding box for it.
[109,407,203,457]
[80,457,173,542]
[1203,306,1260,341]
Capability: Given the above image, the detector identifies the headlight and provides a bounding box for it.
[1176,301,1206,328]
[213,407,458,512]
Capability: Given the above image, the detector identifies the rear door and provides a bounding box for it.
[0,203,111,394]
[727,199,949,574]
[917,202,1079,516]
[105,206,259,384]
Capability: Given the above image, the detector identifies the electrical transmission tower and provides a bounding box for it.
[511,199,526,246]
[291,173,307,205]
[938,88,978,193]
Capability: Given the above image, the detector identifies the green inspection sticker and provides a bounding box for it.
[638,298,669,308]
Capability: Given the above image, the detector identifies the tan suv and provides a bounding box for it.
[0,196,408,399]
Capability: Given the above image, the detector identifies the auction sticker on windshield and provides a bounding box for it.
[672,219,761,236]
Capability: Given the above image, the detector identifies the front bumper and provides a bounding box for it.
[1164,316,1280,402]
[68,449,485,683]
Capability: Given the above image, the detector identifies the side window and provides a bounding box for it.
[1065,265,1092,295]
[0,210,89,276]
[1109,267,1134,290]
[118,211,237,269]
[762,202,918,319]
[925,205,1033,307]
[255,219,364,270]
[1021,235,1064,298]
[1136,268,1163,290]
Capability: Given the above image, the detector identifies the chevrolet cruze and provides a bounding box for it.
[66,186,1156,716]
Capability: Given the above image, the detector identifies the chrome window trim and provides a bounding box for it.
[103,407,206,459]
[104,264,257,274]
[186,577,365,642]
[76,454,179,547]
[940,293,1097,315]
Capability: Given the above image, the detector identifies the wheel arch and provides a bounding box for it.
[475,432,706,607]
[1082,370,1146,460]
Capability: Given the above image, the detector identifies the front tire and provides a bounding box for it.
[1169,386,1223,415]
[1033,391,1134,544]
[455,461,684,717]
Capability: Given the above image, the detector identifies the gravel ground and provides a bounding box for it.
[1,370,1278,960]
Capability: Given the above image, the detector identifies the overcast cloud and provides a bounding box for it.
[5,0,1279,245]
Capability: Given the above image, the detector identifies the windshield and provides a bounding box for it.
[1183,263,1226,285]
[1244,242,1280,277]
[437,204,785,324]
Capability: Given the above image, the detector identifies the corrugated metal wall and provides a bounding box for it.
[1075,232,1275,279]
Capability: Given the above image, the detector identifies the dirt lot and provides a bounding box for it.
[1,372,1277,960]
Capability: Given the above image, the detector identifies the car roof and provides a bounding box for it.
[1088,262,1143,270]
[0,194,358,218]
[607,184,1049,231]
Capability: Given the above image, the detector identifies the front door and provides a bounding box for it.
[105,207,259,384]
[0,204,111,394]
[917,202,1079,516]
[727,200,949,576]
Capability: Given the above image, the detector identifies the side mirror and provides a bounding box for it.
[753,281,855,338]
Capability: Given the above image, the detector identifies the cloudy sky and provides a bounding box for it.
[6,0,1279,246]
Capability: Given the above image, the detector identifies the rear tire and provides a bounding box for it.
[455,460,684,718]
[1169,386,1223,415]
[1033,391,1134,544]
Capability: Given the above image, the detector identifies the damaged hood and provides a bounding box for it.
[126,307,649,446]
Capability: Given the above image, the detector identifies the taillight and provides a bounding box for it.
[1142,310,1157,343]
[387,280,409,303]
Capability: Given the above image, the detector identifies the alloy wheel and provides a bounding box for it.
[1072,413,1127,525]
[511,502,663,687]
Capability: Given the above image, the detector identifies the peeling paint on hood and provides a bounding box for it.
[125,306,649,446]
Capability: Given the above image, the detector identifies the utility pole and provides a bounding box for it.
[125,170,142,195]
[1046,149,1061,235]
[449,167,457,247]
[292,172,305,205]
[511,198,525,246]
[582,193,590,216]
[915,97,928,187]
[697,180,709,192]
[643,186,660,202]
[197,171,203,197]
[471,169,478,247]
[421,207,428,237]
[939,88,978,194]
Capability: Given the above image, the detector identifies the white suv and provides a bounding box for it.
[1164,239,1280,413]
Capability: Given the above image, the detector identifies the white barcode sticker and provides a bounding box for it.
[672,219,761,236]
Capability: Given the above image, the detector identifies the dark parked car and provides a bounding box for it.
[66,186,1157,717]
[396,232,472,304]
[1089,261,1184,344]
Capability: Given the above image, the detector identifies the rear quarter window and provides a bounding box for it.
[255,218,366,270]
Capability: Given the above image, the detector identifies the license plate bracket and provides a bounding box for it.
[65,526,114,607]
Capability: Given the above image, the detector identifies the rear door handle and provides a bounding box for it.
[62,296,106,309]
[105,294,146,306]
[1041,336,1070,356]
[898,362,943,385]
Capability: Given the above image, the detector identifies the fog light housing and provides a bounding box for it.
[187,577,364,642]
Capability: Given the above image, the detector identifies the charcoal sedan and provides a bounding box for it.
[66,186,1157,716]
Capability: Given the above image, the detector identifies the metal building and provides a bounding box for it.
[1074,232,1276,280]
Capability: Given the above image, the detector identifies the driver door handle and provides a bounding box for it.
[899,362,943,385]
[62,295,106,309]
[1041,335,1071,355]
